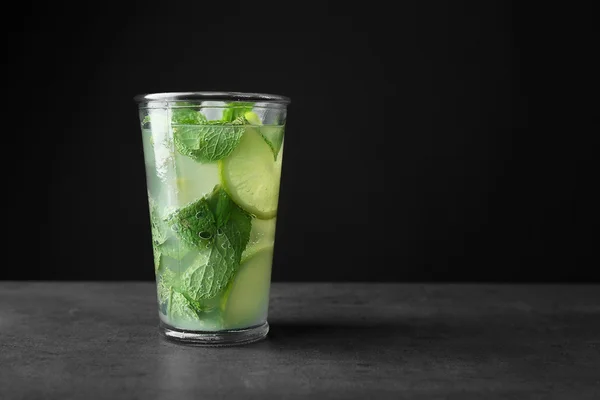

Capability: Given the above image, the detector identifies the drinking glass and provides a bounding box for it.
[134,92,290,345]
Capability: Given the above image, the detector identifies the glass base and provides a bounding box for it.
[160,321,269,346]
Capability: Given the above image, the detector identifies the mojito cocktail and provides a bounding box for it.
[135,92,289,345]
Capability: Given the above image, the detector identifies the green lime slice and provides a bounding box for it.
[222,246,274,329]
[244,111,262,125]
[242,217,276,259]
[219,128,282,219]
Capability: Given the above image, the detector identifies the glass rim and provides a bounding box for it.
[134,91,291,106]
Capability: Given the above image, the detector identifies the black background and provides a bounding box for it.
[8,1,596,282]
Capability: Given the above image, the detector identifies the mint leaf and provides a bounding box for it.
[149,197,168,272]
[158,269,206,321]
[149,198,167,245]
[221,203,252,256]
[259,125,285,160]
[157,268,177,305]
[173,123,245,163]
[168,290,201,321]
[168,186,251,300]
[222,102,254,122]
[171,108,208,125]
[181,213,249,300]
[166,199,215,249]
[181,251,221,301]
[206,185,233,228]
[153,245,162,272]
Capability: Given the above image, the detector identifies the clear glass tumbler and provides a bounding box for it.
[134,92,290,345]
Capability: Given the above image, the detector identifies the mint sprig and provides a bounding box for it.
[221,102,254,122]
[145,102,286,163]
[149,197,168,272]
[157,268,177,305]
[172,108,208,125]
[171,103,253,163]
[157,265,215,320]
[168,290,202,321]
[169,103,251,163]
[166,186,251,300]
[166,198,215,248]
[173,120,245,163]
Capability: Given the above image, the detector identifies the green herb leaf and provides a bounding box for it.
[153,245,162,272]
[206,185,233,228]
[149,197,168,272]
[166,199,215,249]
[157,268,177,305]
[171,108,208,125]
[221,102,254,122]
[167,186,251,300]
[173,123,245,163]
[149,197,167,245]
[168,290,201,321]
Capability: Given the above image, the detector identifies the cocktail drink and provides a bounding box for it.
[134,92,289,345]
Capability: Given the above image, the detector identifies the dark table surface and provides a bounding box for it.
[1,282,599,399]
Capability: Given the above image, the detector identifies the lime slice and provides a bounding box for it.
[244,111,262,125]
[242,218,276,259]
[219,128,282,219]
[223,246,274,329]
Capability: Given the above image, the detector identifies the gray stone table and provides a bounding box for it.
[1,282,599,399]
